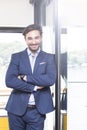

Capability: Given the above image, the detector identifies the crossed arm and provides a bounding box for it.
[6,54,56,92]
[18,75,43,90]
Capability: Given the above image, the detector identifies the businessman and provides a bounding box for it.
[5,24,56,130]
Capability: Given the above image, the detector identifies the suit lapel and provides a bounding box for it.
[21,49,32,74]
[33,51,44,74]
[21,50,45,74]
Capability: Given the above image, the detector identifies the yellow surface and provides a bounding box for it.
[0,115,67,130]
[0,117,9,130]
[62,113,67,130]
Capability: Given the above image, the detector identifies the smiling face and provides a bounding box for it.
[24,30,42,54]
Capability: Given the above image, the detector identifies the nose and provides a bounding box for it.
[32,39,36,44]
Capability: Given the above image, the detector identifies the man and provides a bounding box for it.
[5,24,56,130]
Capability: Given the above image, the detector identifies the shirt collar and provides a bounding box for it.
[27,48,40,56]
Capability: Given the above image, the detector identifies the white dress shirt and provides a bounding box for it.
[27,48,40,105]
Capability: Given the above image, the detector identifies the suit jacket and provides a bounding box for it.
[5,49,56,116]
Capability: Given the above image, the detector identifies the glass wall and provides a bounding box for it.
[0,31,26,116]
[61,0,87,130]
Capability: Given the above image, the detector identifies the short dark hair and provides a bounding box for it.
[23,24,42,36]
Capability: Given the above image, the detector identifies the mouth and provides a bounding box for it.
[31,44,38,47]
[30,44,39,49]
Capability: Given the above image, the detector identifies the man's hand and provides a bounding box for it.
[37,86,44,90]
[18,75,43,90]
[18,75,27,81]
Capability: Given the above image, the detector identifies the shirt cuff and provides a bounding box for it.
[34,86,38,91]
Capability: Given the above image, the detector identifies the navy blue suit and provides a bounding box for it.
[5,49,56,130]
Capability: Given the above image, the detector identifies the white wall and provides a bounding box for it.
[1,0,87,27]
[61,0,87,27]
[0,0,34,27]
[46,1,54,26]
[0,0,55,27]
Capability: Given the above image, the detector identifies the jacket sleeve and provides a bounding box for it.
[5,54,35,92]
[27,55,57,87]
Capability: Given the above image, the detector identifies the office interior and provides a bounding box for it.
[0,0,87,130]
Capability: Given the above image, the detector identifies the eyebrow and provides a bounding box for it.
[28,36,41,39]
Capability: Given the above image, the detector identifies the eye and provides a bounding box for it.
[35,36,39,39]
[28,37,32,40]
